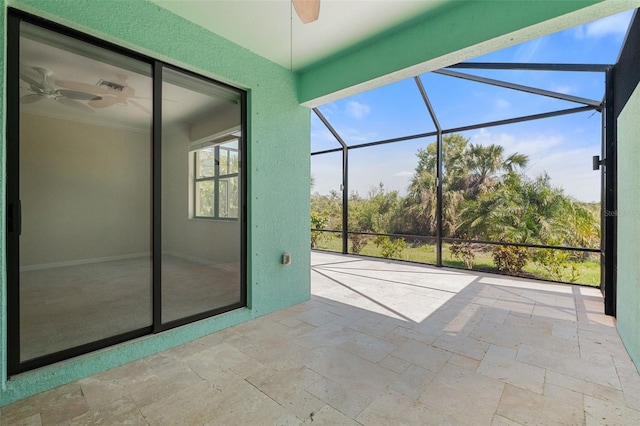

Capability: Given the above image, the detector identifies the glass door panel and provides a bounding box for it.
[18,22,153,362]
[161,67,243,323]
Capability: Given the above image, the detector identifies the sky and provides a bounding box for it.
[311,9,635,203]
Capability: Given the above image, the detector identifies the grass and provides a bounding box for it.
[315,235,600,287]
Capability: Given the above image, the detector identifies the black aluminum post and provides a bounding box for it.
[603,68,617,316]
[342,147,349,254]
[313,108,349,254]
[414,76,443,266]
[436,131,443,267]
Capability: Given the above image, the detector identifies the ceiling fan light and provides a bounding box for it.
[293,0,320,24]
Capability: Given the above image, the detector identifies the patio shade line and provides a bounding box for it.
[314,264,461,294]
[311,267,418,322]
[434,69,602,107]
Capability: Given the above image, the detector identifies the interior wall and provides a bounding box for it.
[1,0,310,405]
[189,103,239,142]
[19,113,151,267]
[162,107,240,264]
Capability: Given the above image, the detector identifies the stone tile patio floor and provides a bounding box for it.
[3,251,640,425]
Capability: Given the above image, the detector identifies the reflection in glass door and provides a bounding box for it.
[161,67,244,324]
[15,22,153,363]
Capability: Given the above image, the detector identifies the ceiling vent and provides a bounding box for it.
[96,79,126,92]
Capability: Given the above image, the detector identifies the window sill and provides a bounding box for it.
[189,216,238,222]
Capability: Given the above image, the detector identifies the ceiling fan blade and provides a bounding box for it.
[56,97,94,113]
[57,89,102,101]
[21,94,47,104]
[293,0,320,24]
[55,80,111,95]
[20,72,43,88]
[129,99,151,115]
[88,96,119,108]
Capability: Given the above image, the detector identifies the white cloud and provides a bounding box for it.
[551,85,573,95]
[467,128,600,202]
[574,10,633,39]
[470,129,562,159]
[345,101,371,119]
[513,38,544,63]
[319,103,339,117]
[394,171,414,178]
[340,127,379,143]
[495,98,511,109]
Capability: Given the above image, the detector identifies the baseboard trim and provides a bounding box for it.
[20,252,151,272]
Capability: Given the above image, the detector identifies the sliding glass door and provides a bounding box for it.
[6,11,246,374]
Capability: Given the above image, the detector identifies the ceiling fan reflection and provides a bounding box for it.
[56,74,151,115]
[20,66,101,113]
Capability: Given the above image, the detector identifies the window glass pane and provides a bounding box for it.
[220,149,229,176]
[162,67,242,323]
[219,177,239,218]
[219,179,229,216]
[220,142,239,175]
[196,180,214,217]
[18,21,152,361]
[196,148,215,178]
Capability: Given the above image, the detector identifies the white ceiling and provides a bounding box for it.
[151,0,451,70]
[20,21,238,131]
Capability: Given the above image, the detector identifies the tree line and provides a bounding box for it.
[311,134,600,281]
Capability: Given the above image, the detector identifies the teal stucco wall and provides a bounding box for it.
[0,0,310,405]
[617,82,640,371]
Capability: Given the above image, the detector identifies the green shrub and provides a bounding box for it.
[532,248,581,283]
[492,245,529,274]
[373,236,406,259]
[450,241,475,269]
[349,233,368,254]
[310,212,329,249]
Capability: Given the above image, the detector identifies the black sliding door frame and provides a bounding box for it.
[6,9,247,375]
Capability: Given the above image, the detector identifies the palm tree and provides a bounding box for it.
[404,135,530,237]
[459,173,577,245]
[403,170,438,235]
[463,143,528,198]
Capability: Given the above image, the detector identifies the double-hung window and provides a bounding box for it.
[193,138,239,219]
